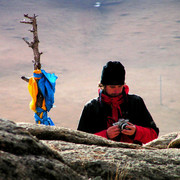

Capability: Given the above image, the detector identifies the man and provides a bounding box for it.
[77,61,159,144]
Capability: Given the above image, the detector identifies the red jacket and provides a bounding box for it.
[78,91,159,145]
[95,125,158,144]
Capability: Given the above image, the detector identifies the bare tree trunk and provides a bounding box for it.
[20,14,42,70]
[20,14,43,117]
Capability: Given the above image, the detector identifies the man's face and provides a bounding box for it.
[105,85,124,97]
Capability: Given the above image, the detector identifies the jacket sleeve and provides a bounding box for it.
[134,125,158,144]
[77,104,91,133]
[94,126,158,144]
[94,130,108,138]
[77,99,106,134]
[129,95,159,144]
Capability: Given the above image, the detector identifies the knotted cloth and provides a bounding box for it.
[28,69,58,126]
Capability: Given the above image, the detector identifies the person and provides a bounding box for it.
[77,61,159,145]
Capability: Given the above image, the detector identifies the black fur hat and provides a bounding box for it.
[100,61,125,85]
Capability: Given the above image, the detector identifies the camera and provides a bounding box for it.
[113,118,130,131]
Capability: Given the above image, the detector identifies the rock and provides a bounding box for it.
[143,132,179,149]
[0,151,83,180]
[42,140,180,179]
[168,133,180,148]
[17,122,141,149]
[0,119,84,180]
[1,119,180,180]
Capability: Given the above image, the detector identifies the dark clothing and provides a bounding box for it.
[78,94,159,144]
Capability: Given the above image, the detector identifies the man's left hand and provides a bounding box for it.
[121,122,136,136]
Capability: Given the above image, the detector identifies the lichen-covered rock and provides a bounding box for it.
[0,151,83,180]
[0,119,84,180]
[1,119,180,180]
[17,123,141,149]
[143,132,179,149]
[168,133,180,148]
[43,140,180,180]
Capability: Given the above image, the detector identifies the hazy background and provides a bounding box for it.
[0,0,180,136]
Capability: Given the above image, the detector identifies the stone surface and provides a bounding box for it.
[168,133,180,148]
[143,132,180,149]
[17,123,141,149]
[0,119,180,180]
[0,119,84,180]
[43,140,180,180]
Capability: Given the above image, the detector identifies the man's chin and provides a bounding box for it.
[109,93,121,97]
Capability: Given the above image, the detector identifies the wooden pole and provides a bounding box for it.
[20,14,44,116]
[20,14,43,70]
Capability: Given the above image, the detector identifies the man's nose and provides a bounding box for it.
[114,89,119,93]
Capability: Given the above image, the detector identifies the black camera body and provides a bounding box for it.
[113,118,129,131]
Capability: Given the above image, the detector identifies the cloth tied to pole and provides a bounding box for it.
[28,69,58,126]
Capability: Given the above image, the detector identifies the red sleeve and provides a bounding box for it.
[94,130,108,139]
[94,126,158,144]
[134,125,158,144]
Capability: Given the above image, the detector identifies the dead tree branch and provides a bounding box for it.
[20,14,43,70]
[20,14,44,108]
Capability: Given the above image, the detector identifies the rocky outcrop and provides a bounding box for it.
[0,119,180,180]
[0,119,83,180]
[143,132,180,149]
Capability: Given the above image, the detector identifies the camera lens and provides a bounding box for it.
[121,124,127,130]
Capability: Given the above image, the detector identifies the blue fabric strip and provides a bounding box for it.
[33,73,43,78]
[38,69,58,112]
[35,107,55,126]
[33,69,57,126]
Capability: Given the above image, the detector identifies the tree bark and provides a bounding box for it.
[20,14,44,114]
[20,14,42,70]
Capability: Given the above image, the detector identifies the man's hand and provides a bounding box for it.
[121,122,136,136]
[107,122,136,139]
[106,125,120,139]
